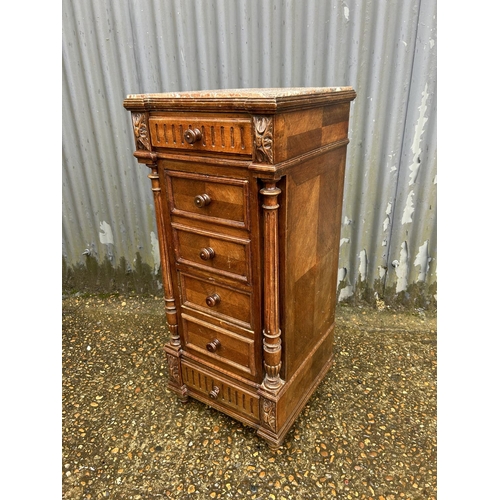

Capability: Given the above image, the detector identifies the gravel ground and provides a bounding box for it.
[62,294,436,500]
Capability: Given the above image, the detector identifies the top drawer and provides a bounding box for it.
[149,114,253,156]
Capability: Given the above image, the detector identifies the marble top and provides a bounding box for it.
[124,86,356,112]
[126,87,353,100]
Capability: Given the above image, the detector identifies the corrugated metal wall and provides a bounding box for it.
[62,0,437,306]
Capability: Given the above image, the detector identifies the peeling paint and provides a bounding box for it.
[383,202,392,232]
[339,285,354,301]
[359,250,367,282]
[150,231,160,275]
[402,191,414,224]
[378,266,386,280]
[340,238,350,247]
[343,5,349,20]
[409,83,429,186]
[343,216,352,226]
[395,241,409,293]
[337,267,347,287]
[414,240,430,282]
[429,39,435,49]
[98,221,114,245]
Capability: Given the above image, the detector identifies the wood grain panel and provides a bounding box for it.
[182,314,255,375]
[282,148,347,377]
[287,174,320,282]
[166,170,249,229]
[179,272,253,329]
[274,104,351,162]
[172,224,251,282]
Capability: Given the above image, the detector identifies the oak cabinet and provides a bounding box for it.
[123,87,356,447]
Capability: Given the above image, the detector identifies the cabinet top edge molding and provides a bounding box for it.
[123,86,356,113]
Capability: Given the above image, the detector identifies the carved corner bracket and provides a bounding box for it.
[253,116,273,164]
[165,352,181,385]
[260,398,277,432]
[132,112,151,151]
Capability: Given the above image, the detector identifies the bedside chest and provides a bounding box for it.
[123,87,356,447]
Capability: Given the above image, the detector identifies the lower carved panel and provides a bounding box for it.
[181,363,260,422]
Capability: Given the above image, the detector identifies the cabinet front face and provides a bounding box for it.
[124,87,355,447]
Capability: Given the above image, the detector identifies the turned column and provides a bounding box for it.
[260,180,283,391]
[147,162,180,347]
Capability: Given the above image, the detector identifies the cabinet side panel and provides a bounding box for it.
[274,104,350,163]
[283,147,347,377]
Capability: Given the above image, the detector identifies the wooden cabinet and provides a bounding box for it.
[123,87,356,447]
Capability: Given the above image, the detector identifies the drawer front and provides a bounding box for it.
[150,115,253,156]
[179,273,253,329]
[181,362,260,422]
[166,171,249,229]
[182,314,256,375]
[172,224,251,282]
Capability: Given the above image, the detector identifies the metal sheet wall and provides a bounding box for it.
[62,0,437,305]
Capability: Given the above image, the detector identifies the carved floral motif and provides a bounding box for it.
[132,112,151,151]
[261,398,277,432]
[254,116,273,163]
[166,354,180,384]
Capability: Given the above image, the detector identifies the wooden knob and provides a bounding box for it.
[184,128,202,144]
[205,293,221,307]
[209,386,220,399]
[206,339,221,353]
[194,193,211,208]
[199,247,215,261]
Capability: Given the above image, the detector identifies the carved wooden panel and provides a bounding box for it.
[132,112,151,151]
[181,363,260,422]
[253,116,273,163]
[149,115,253,156]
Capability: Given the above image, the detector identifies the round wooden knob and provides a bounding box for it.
[206,339,221,353]
[205,293,221,307]
[199,247,215,261]
[194,193,211,208]
[209,386,220,399]
[184,128,202,144]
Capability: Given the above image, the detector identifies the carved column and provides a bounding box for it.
[131,112,185,399]
[147,164,180,347]
[260,180,283,391]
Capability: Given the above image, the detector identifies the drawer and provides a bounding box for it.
[181,361,260,423]
[172,224,251,282]
[166,171,249,229]
[182,314,256,375]
[149,114,253,156]
[179,272,253,329]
